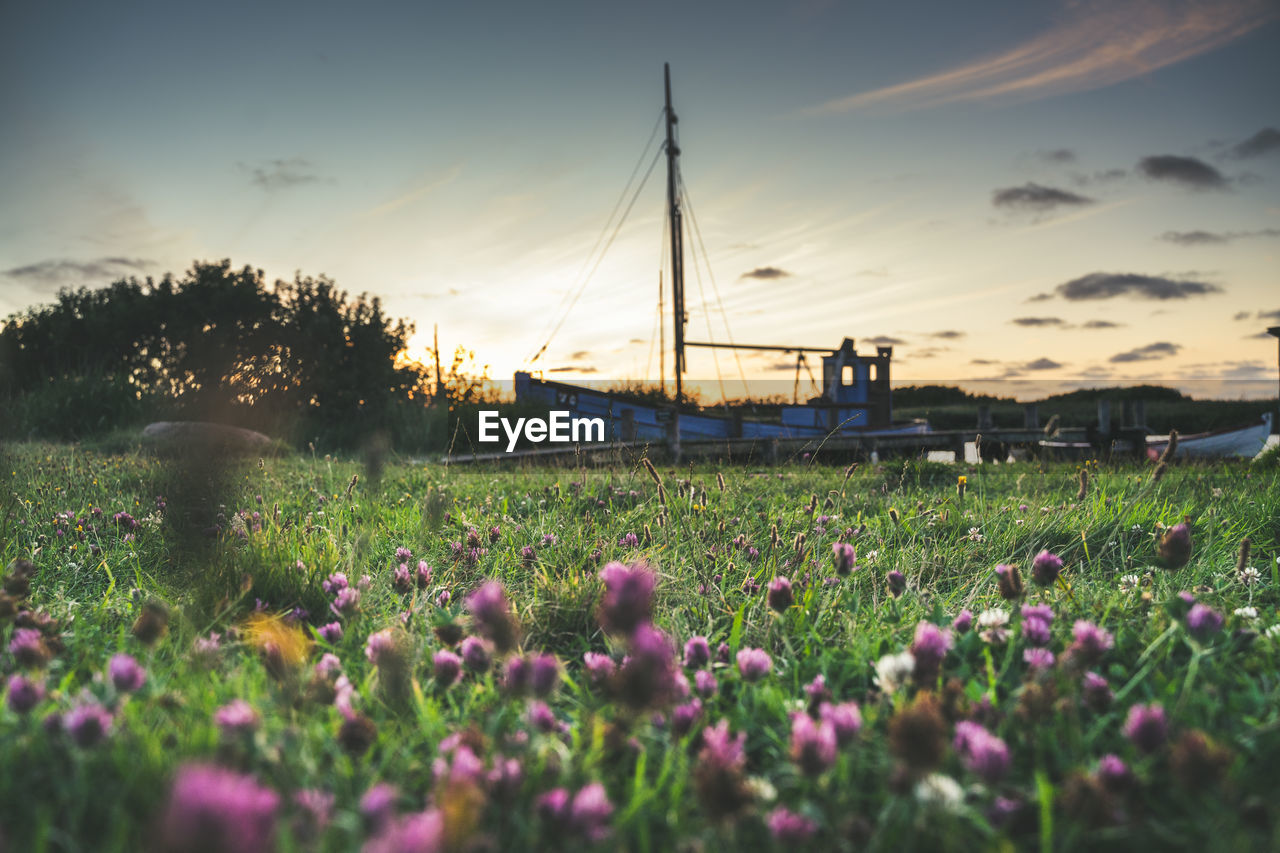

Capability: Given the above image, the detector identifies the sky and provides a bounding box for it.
[2,0,1279,401]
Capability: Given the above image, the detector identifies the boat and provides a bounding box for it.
[514,64,929,444]
[1145,412,1273,461]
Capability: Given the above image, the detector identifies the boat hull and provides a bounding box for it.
[1146,412,1273,460]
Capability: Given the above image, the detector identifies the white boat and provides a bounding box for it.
[1146,412,1273,460]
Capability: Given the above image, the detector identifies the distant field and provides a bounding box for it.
[1,443,1278,851]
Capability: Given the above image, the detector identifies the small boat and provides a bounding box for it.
[1146,412,1273,460]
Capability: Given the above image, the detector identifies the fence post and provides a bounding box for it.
[1023,404,1039,430]
[1097,399,1112,437]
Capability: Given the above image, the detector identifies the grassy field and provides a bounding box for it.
[1,442,1278,851]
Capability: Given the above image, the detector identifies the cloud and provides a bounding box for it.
[1023,358,1064,371]
[1082,320,1123,328]
[1025,292,1055,303]
[970,358,998,365]
[2,256,154,286]
[548,366,598,374]
[1228,127,1280,159]
[1109,341,1181,362]
[929,330,966,339]
[1159,228,1280,245]
[864,335,906,345]
[1054,272,1221,301]
[1259,309,1280,321]
[1244,331,1275,339]
[740,266,791,280]
[1232,311,1252,321]
[855,267,891,278]
[628,338,646,345]
[569,350,591,360]
[992,182,1094,213]
[243,157,323,191]
[1070,168,1127,186]
[1011,316,1067,327]
[802,1,1276,114]
[1137,155,1228,190]
[1036,148,1076,164]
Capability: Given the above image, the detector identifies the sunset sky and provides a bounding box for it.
[2,0,1278,400]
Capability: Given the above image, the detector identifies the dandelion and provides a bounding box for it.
[874,651,916,694]
[1123,703,1168,754]
[158,763,279,853]
[736,648,772,682]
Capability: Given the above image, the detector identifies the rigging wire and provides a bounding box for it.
[524,108,667,366]
[526,143,665,367]
[644,207,670,385]
[678,173,751,400]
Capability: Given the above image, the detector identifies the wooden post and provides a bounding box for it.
[1023,404,1039,430]
[1097,399,1112,436]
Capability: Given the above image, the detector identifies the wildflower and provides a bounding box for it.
[618,532,639,548]
[214,699,260,736]
[359,783,400,829]
[977,609,1010,645]
[1119,574,1141,593]
[886,570,907,598]
[804,674,831,708]
[1081,671,1113,710]
[831,542,857,575]
[337,714,378,756]
[717,642,731,664]
[318,622,344,643]
[1030,551,1063,587]
[952,609,973,634]
[888,693,947,775]
[694,669,718,698]
[995,564,1023,600]
[394,546,412,563]
[65,702,113,747]
[616,624,679,708]
[910,621,952,681]
[767,576,794,612]
[1157,522,1192,569]
[530,653,560,696]
[914,773,964,810]
[954,721,1011,783]
[527,700,559,733]
[364,809,445,853]
[1185,603,1224,640]
[736,647,772,682]
[465,580,519,653]
[1068,621,1114,664]
[292,789,333,842]
[874,651,916,694]
[322,572,349,595]
[596,561,656,635]
[768,807,818,843]
[9,627,51,668]
[1122,703,1168,753]
[1169,729,1232,791]
[158,764,279,853]
[819,701,862,745]
[582,651,616,687]
[967,527,984,543]
[694,719,751,820]
[433,650,463,687]
[1023,648,1055,670]
[1095,754,1130,792]
[330,587,361,619]
[1240,566,1262,585]
[672,699,703,736]
[569,782,614,842]
[460,636,493,672]
[1234,606,1258,620]
[1021,616,1052,647]
[6,673,43,713]
[790,713,838,776]
[415,561,433,589]
[365,629,397,665]
[683,635,711,668]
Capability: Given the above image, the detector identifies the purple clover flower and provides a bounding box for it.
[460,636,493,673]
[1186,603,1224,640]
[683,635,711,669]
[6,673,44,713]
[1031,551,1063,587]
[736,648,772,682]
[108,653,146,692]
[214,699,260,736]
[159,764,279,853]
[789,713,838,776]
[597,562,656,635]
[65,702,113,747]
[1122,703,1167,753]
[433,650,463,687]
[768,807,818,843]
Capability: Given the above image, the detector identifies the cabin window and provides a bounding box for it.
[869,364,878,382]
[842,365,853,386]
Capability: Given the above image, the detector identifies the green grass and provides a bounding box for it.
[1,443,1279,851]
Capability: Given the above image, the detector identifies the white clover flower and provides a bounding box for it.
[977,608,1010,644]
[874,651,916,694]
[1119,574,1141,593]
[1240,567,1262,585]
[915,773,965,810]
[1234,607,1258,620]
[1265,624,1280,642]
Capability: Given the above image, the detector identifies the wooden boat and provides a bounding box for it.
[515,65,929,442]
[1145,412,1273,461]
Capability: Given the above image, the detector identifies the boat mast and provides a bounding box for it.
[664,63,686,403]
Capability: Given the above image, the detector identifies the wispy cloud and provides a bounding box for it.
[1226,127,1280,159]
[1110,341,1181,362]
[1159,228,1280,246]
[1023,357,1064,371]
[929,330,966,339]
[740,266,792,280]
[864,335,906,345]
[1011,316,1067,327]
[2,256,154,286]
[1082,320,1123,329]
[992,183,1094,213]
[803,0,1276,114]
[242,157,324,191]
[1137,155,1228,190]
